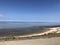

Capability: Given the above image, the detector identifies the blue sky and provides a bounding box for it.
[0,0,60,22]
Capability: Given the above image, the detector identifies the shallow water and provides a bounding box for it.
[0,22,59,35]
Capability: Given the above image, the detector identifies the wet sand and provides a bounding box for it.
[0,37,60,45]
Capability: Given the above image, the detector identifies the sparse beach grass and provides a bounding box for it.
[0,33,60,42]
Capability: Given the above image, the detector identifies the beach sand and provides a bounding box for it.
[0,37,60,45]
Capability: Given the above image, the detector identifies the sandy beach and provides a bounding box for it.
[0,37,60,45]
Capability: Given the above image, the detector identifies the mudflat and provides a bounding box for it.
[0,37,60,45]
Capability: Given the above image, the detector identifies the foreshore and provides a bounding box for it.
[0,37,60,45]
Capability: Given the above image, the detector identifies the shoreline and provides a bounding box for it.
[0,33,60,42]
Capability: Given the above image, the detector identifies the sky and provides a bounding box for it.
[0,0,60,22]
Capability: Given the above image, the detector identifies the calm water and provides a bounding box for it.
[0,22,59,28]
[0,22,59,34]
